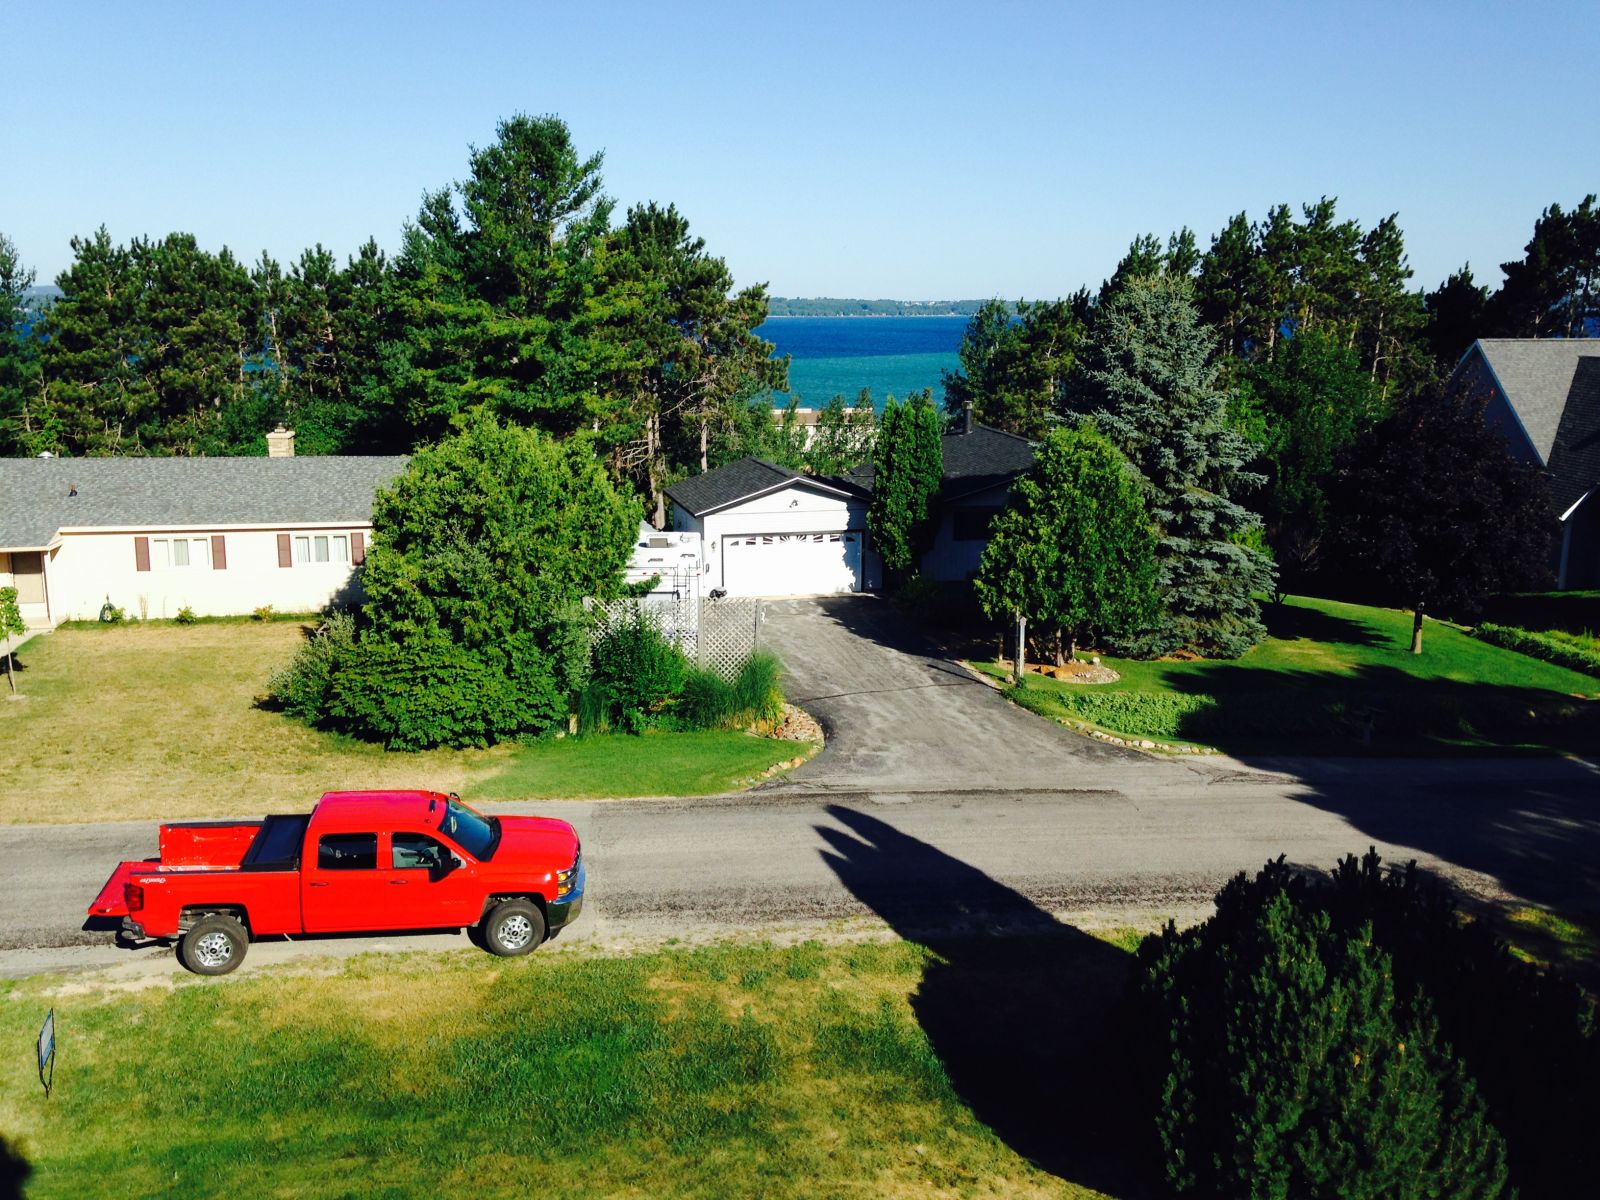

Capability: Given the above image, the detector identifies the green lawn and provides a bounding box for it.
[981,595,1600,756]
[0,940,1121,1200]
[0,622,806,825]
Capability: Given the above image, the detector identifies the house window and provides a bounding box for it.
[153,537,210,568]
[293,534,349,565]
[952,507,1003,542]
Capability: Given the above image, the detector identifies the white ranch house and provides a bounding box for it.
[0,455,407,628]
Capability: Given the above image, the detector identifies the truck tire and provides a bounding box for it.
[480,900,545,957]
[178,914,248,976]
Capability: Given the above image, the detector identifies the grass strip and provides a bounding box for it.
[0,941,1106,1200]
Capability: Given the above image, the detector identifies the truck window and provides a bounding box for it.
[317,833,377,871]
[391,832,451,870]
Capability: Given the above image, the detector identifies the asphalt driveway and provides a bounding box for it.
[758,595,1179,794]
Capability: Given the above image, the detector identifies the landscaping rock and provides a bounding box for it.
[761,703,824,746]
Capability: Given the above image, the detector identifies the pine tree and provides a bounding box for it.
[1063,275,1274,657]
[0,232,43,455]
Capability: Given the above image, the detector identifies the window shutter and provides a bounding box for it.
[134,536,151,572]
[351,531,366,565]
[277,533,292,568]
[211,535,227,570]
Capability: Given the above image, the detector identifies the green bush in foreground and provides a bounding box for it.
[1472,621,1600,680]
[1136,857,1510,1199]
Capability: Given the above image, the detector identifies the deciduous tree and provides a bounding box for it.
[976,426,1157,672]
[1328,390,1555,653]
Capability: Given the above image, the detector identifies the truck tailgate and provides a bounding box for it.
[88,860,152,918]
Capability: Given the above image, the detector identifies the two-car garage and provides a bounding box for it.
[664,458,878,597]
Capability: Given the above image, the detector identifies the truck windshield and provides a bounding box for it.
[439,797,498,861]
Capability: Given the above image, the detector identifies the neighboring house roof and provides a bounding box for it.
[0,456,409,549]
[1462,339,1600,519]
[1472,339,1600,463]
[665,458,868,518]
[846,420,1037,503]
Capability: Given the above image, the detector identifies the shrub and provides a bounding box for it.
[174,606,198,625]
[583,614,689,735]
[266,612,357,725]
[1135,856,1511,1198]
[252,605,275,622]
[1472,621,1600,680]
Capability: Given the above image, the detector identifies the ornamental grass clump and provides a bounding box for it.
[1134,855,1511,1199]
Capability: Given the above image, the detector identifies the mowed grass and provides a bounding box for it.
[0,941,1104,1200]
[0,623,805,825]
[982,595,1600,756]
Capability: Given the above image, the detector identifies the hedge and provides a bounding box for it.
[1472,622,1600,680]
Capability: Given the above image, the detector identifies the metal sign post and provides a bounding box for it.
[37,1009,55,1098]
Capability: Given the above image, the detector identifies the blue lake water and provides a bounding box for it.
[756,315,966,409]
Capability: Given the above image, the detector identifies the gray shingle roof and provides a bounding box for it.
[1475,339,1600,463]
[846,421,1037,502]
[1548,357,1600,518]
[665,458,867,517]
[0,456,409,548]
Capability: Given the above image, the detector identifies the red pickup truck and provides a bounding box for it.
[88,790,584,975]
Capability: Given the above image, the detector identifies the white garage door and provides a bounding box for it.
[721,531,863,596]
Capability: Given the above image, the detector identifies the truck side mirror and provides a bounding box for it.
[429,855,456,882]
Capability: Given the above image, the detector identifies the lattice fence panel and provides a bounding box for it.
[588,595,761,680]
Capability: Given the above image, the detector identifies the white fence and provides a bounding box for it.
[589,594,763,679]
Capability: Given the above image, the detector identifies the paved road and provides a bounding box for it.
[4,596,1597,976]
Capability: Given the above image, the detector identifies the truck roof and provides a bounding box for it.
[313,790,450,831]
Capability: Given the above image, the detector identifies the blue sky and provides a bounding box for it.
[4,1,1595,299]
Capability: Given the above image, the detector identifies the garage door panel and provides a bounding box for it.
[722,531,862,596]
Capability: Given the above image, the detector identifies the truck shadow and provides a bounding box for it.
[816,804,1159,1196]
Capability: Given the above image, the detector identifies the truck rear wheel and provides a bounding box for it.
[481,900,545,957]
[178,914,248,976]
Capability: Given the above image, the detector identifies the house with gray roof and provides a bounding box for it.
[663,414,1035,595]
[0,446,407,627]
[1452,339,1600,589]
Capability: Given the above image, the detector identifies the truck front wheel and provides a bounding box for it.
[481,900,545,957]
[178,914,248,976]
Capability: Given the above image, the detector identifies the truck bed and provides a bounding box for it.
[87,815,311,919]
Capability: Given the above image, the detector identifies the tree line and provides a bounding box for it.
[941,196,1593,660]
[0,115,800,522]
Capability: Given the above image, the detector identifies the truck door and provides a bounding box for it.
[302,831,392,932]
[390,831,483,927]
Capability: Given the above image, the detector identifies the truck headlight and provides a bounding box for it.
[556,855,580,899]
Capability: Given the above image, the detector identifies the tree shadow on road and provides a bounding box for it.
[816,804,1160,1197]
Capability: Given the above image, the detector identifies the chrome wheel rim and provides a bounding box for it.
[498,914,533,949]
[195,931,234,968]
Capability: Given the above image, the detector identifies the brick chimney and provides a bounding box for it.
[266,424,296,458]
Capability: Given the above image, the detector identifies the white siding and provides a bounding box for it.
[679,484,881,595]
[42,525,372,622]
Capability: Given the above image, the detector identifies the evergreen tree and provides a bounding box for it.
[0,232,44,455]
[1423,266,1489,375]
[1063,275,1274,657]
[1138,863,1511,1199]
[943,297,1084,439]
[1484,194,1600,338]
[976,425,1157,667]
[611,201,787,520]
[867,391,943,581]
